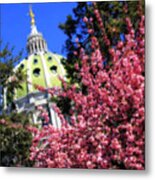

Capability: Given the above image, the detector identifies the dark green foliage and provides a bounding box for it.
[0,113,33,167]
[0,41,26,110]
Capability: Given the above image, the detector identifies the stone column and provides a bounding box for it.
[40,39,43,52]
[32,42,35,54]
[29,45,32,55]
[44,41,47,51]
[36,40,39,52]
[32,112,37,124]
[49,108,57,127]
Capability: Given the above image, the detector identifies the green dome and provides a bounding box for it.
[15,52,66,100]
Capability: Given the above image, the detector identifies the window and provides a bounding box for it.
[33,68,40,77]
[48,56,52,61]
[34,59,38,64]
[50,66,57,74]
[20,64,24,69]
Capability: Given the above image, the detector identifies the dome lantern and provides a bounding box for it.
[27,6,48,55]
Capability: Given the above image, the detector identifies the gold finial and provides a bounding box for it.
[29,5,35,25]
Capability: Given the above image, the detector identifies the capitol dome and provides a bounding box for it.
[15,52,66,99]
[13,7,66,128]
[14,8,66,100]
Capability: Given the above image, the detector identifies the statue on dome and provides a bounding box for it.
[29,5,35,25]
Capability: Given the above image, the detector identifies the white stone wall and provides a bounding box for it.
[14,91,61,128]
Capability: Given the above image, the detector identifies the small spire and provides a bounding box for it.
[27,5,48,55]
[29,5,35,25]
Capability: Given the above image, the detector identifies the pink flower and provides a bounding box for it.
[83,16,88,23]
[89,17,93,22]
[117,41,123,49]
[74,63,79,70]
[0,119,6,125]
[86,161,95,169]
[88,29,94,34]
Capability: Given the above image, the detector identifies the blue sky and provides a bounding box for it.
[0,2,77,58]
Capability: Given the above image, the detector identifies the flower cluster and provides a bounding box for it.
[29,12,145,169]
[93,2,110,46]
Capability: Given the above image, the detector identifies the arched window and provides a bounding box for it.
[34,59,38,64]
[33,68,40,77]
[20,64,24,69]
[50,66,57,74]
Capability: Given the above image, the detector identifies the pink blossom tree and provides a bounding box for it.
[29,7,145,169]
